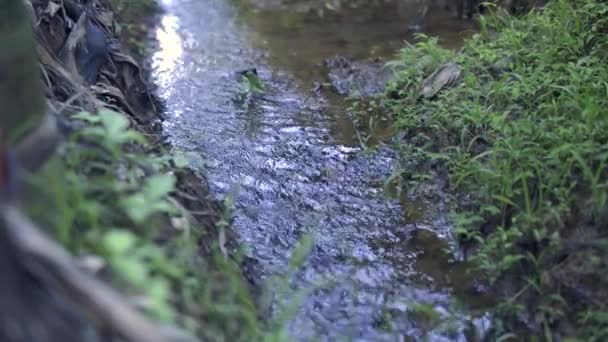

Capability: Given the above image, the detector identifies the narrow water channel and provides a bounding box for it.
[151,0,487,340]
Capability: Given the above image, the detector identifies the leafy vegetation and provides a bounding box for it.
[361,0,608,339]
[25,108,296,341]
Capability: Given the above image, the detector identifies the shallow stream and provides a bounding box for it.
[151,0,488,339]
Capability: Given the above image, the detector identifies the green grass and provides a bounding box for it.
[361,0,608,339]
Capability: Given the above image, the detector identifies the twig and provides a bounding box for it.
[1,204,195,342]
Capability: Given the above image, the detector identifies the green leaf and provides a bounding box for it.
[240,71,265,95]
[72,111,100,123]
[121,193,149,223]
[99,110,129,137]
[173,154,189,168]
[492,194,517,207]
[120,174,177,223]
[148,279,174,321]
[115,258,147,286]
[143,173,176,200]
[103,229,137,256]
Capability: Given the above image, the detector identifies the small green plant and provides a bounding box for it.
[239,70,265,95]
[408,303,442,329]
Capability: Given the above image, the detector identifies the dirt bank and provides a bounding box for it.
[0,1,258,341]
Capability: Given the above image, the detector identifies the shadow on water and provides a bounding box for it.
[151,0,490,340]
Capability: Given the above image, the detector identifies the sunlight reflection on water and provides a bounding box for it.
[152,15,182,90]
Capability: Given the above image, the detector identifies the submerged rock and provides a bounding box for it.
[324,56,392,97]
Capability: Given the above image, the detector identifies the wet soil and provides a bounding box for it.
[151,0,488,340]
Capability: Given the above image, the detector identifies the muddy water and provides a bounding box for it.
[152,0,487,340]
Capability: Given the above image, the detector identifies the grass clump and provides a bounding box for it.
[365,0,608,339]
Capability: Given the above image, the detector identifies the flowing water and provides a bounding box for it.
[151,0,489,340]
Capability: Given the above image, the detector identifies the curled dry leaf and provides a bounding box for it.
[420,62,463,98]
